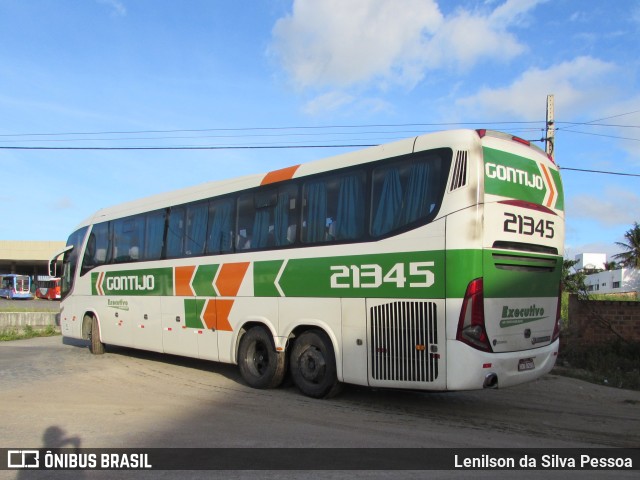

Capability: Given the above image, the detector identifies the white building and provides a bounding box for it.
[574,253,607,272]
[584,268,639,294]
[576,253,640,295]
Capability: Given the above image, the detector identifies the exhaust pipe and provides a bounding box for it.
[483,373,498,389]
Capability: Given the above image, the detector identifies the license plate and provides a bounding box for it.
[518,358,535,371]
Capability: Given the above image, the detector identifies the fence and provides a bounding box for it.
[565,294,640,346]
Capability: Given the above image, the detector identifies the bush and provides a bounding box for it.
[557,341,640,390]
[0,325,59,341]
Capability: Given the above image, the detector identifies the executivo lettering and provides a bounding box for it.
[107,299,129,311]
[500,304,548,328]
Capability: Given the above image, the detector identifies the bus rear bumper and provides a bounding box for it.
[446,339,559,391]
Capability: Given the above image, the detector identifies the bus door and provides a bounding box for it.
[131,295,163,353]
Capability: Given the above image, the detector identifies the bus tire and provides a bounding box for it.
[290,329,341,399]
[238,326,286,389]
[88,315,105,355]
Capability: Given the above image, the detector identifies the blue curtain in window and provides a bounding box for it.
[402,162,430,224]
[185,205,208,256]
[335,175,364,240]
[207,201,232,253]
[305,182,327,243]
[145,211,166,260]
[166,208,185,257]
[274,191,290,246]
[252,209,271,249]
[372,168,402,236]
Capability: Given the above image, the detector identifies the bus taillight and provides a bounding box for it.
[552,286,562,343]
[456,278,492,352]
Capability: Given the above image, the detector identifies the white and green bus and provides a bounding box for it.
[51,129,564,398]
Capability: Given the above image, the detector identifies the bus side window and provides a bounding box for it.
[144,209,166,261]
[81,222,110,275]
[166,206,185,258]
[206,198,234,254]
[112,215,145,263]
[184,202,208,257]
[302,172,364,244]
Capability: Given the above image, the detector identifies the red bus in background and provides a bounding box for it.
[35,276,61,300]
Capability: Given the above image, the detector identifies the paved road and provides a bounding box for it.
[0,336,638,479]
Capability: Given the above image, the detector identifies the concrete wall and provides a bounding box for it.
[0,312,59,330]
[565,294,640,346]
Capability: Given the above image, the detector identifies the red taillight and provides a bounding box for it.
[476,129,487,138]
[511,135,530,147]
[552,285,562,342]
[457,278,492,352]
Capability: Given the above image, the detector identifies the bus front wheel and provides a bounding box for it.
[88,315,105,355]
[290,329,340,398]
[238,326,286,389]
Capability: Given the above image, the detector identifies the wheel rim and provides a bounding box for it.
[298,346,326,384]
[249,341,269,377]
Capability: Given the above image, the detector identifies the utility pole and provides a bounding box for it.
[545,94,555,160]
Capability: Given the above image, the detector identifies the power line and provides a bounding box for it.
[555,128,640,142]
[0,144,378,151]
[0,115,637,177]
[0,121,542,138]
[2,141,637,178]
[557,122,640,129]
[558,166,640,177]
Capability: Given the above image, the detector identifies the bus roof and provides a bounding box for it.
[74,128,546,229]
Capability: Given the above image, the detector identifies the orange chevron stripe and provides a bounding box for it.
[216,299,234,332]
[174,265,196,296]
[216,262,250,297]
[261,164,300,186]
[202,299,217,330]
[541,164,556,208]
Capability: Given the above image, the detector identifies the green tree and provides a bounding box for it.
[612,222,640,268]
[603,261,618,271]
[562,258,586,294]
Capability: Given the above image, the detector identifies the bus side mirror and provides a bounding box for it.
[49,245,74,277]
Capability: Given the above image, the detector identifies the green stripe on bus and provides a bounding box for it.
[254,260,285,297]
[483,250,562,299]
[89,249,561,300]
[192,264,219,297]
[255,251,446,299]
[184,298,205,329]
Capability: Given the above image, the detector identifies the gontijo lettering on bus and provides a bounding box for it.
[483,147,564,211]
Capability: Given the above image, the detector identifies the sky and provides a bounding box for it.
[1,0,639,262]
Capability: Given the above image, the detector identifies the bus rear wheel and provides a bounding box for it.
[290,329,340,398]
[238,326,286,389]
[88,315,105,355]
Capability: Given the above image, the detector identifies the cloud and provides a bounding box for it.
[568,187,640,227]
[454,56,618,120]
[54,197,74,210]
[270,0,442,90]
[269,0,545,91]
[302,91,355,115]
[97,0,126,17]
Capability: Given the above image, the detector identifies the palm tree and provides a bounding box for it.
[612,222,640,268]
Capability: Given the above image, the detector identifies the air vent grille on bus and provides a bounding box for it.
[492,241,558,255]
[449,150,468,191]
[492,253,558,273]
[370,301,438,382]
